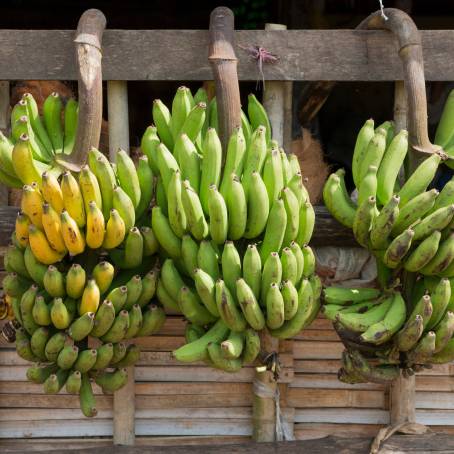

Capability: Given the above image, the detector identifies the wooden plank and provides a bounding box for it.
[294,423,382,440]
[293,341,344,359]
[416,410,454,425]
[287,388,386,409]
[294,330,340,342]
[416,392,454,410]
[294,360,341,374]
[1,30,454,81]
[0,394,113,409]
[294,408,389,424]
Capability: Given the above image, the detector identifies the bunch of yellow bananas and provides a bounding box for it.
[141,86,320,371]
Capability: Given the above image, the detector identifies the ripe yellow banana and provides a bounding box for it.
[61,171,86,228]
[102,208,126,249]
[21,184,44,229]
[86,201,105,249]
[28,225,65,265]
[42,203,67,254]
[60,210,85,255]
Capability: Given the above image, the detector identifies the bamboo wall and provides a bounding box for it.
[1,245,454,448]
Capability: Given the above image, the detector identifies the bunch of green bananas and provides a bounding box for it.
[0,92,79,188]
[140,86,320,371]
[435,89,454,167]
[3,242,165,417]
[323,102,454,380]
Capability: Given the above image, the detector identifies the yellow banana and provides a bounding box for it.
[61,171,86,228]
[12,134,43,187]
[79,165,103,214]
[21,184,44,229]
[60,210,85,255]
[28,225,65,265]
[102,208,126,249]
[15,212,30,248]
[85,201,105,249]
[79,279,101,315]
[42,203,67,254]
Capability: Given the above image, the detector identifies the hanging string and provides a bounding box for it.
[378,0,389,21]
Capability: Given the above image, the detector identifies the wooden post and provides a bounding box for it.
[389,80,416,425]
[283,81,293,152]
[0,82,9,205]
[107,80,135,445]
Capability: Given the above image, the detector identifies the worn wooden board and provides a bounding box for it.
[0,30,454,82]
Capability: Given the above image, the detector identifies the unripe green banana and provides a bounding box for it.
[208,185,228,244]
[20,284,39,335]
[287,172,306,206]
[32,295,51,326]
[221,331,244,359]
[66,370,82,394]
[106,286,128,314]
[215,279,247,332]
[43,92,64,154]
[248,94,271,143]
[16,335,37,362]
[181,179,209,241]
[357,165,378,206]
[90,152,116,219]
[30,326,50,360]
[124,304,143,339]
[181,234,199,278]
[43,265,65,298]
[5,245,30,279]
[392,189,438,236]
[221,241,242,295]
[152,99,174,150]
[412,205,454,241]
[396,314,424,352]
[179,286,217,326]
[200,127,222,214]
[420,233,454,275]
[26,363,58,384]
[434,311,454,353]
[263,147,284,203]
[175,133,201,192]
[408,294,434,330]
[296,201,315,247]
[24,242,47,286]
[124,275,143,310]
[167,170,187,238]
[376,120,395,146]
[244,171,270,238]
[198,240,220,280]
[289,241,305,285]
[225,173,247,240]
[323,286,381,305]
[302,245,316,277]
[66,264,86,299]
[136,305,166,337]
[280,150,293,186]
[136,270,158,308]
[383,228,414,269]
[110,342,127,365]
[68,312,95,342]
[101,309,129,342]
[220,127,247,197]
[79,374,97,417]
[358,128,387,185]
[281,247,298,285]
[427,278,451,330]
[242,126,267,198]
[352,119,375,188]
[193,268,219,317]
[360,292,406,345]
[281,279,299,320]
[323,171,356,228]
[57,345,79,370]
[404,230,441,272]
[430,176,454,214]
[115,344,141,368]
[141,226,159,256]
[151,206,182,258]
[112,186,136,232]
[156,279,180,312]
[408,331,436,364]
[95,368,129,393]
[140,125,160,174]
[261,252,282,304]
[43,369,69,395]
[180,102,206,143]
[74,349,98,373]
[161,259,185,302]
[208,342,242,373]
[171,86,194,139]
[376,129,408,205]
[243,244,262,300]
[398,153,441,206]
[270,278,314,339]
[242,328,260,364]
[266,282,285,330]
[93,342,114,370]
[173,318,229,363]
[121,227,144,269]
[431,337,454,363]
[136,155,154,219]
[63,98,78,155]
[91,300,116,337]
[236,277,265,330]
[260,198,287,261]
[353,196,376,248]
[44,331,66,362]
[3,272,30,299]
[281,187,300,246]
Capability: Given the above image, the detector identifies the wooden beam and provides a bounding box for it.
[108,80,135,446]
[0,30,454,81]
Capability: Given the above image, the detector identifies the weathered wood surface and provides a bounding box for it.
[2,434,454,453]
[0,205,356,246]
[1,30,454,81]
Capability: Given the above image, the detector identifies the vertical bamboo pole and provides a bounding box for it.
[0,82,9,205]
[389,80,416,425]
[108,80,135,445]
[252,22,289,443]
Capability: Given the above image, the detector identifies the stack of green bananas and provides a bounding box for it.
[435,88,454,166]
[0,92,79,188]
[3,243,165,417]
[14,146,155,267]
[323,106,454,380]
[140,86,321,371]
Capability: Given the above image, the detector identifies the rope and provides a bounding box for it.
[378,0,389,21]
[253,378,294,441]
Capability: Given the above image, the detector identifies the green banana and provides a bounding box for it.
[242,126,267,198]
[420,233,454,275]
[244,171,270,238]
[281,247,298,285]
[65,370,82,394]
[79,374,97,417]
[112,186,135,232]
[91,300,116,337]
[5,245,30,279]
[408,294,433,330]
[358,128,387,185]
[151,206,182,258]
[124,304,143,339]
[236,277,265,330]
[136,305,166,337]
[115,148,141,209]
[106,286,128,314]
[198,240,220,280]
[136,270,158,307]
[175,133,200,192]
[266,282,285,329]
[42,93,63,154]
[194,268,219,317]
[32,295,51,326]
[171,86,194,139]
[156,279,180,312]
[140,125,160,174]
[208,185,228,244]
[95,368,128,393]
[141,226,159,256]
[358,165,378,206]
[220,127,247,197]
[404,231,441,272]
[396,314,424,352]
[323,287,381,304]
[302,245,316,277]
[398,153,441,206]
[90,152,116,219]
[124,275,143,310]
[63,98,78,154]
[353,196,376,248]
[431,338,454,363]
[115,344,142,367]
[23,93,53,155]
[68,312,95,342]
[260,252,282,304]
[43,265,65,298]
[74,349,98,373]
[383,228,414,269]
[19,284,39,335]
[181,234,199,277]
[178,286,217,326]
[434,311,454,353]
[66,263,86,299]
[282,280,299,320]
[215,279,247,332]
[180,102,206,143]
[221,331,244,359]
[225,173,247,240]
[136,155,154,219]
[221,241,242,295]
[161,259,185,302]
[260,198,287,261]
[93,342,115,370]
[167,170,187,238]
[242,328,260,364]
[181,179,209,241]
[296,201,315,247]
[263,147,284,203]
[412,205,454,241]
[430,176,454,214]
[243,244,262,300]
[152,99,174,149]
[26,363,58,384]
[352,119,375,188]
[110,342,127,365]
[44,331,66,362]
[57,345,79,370]
[43,370,69,394]
[408,331,436,364]
[427,278,451,330]
[208,342,242,372]
[30,326,50,360]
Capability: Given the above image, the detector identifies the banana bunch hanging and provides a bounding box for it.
[323,95,454,381]
[141,86,321,371]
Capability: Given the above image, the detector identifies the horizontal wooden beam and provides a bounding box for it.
[0,30,453,81]
[0,205,356,247]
